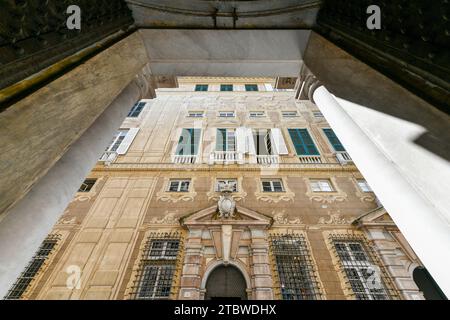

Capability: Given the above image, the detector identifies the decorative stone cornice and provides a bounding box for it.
[92,162,359,173]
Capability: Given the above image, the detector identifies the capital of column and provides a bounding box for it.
[296,65,322,103]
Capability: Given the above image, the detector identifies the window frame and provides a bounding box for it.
[127,101,146,118]
[282,111,299,118]
[249,111,265,118]
[245,84,259,91]
[261,179,285,192]
[220,84,233,92]
[310,179,334,192]
[78,179,97,193]
[187,111,204,118]
[218,111,235,118]
[167,179,191,192]
[107,129,129,152]
[357,179,373,193]
[216,128,236,152]
[195,84,209,91]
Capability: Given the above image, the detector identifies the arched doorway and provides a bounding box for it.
[205,265,248,300]
[413,267,447,300]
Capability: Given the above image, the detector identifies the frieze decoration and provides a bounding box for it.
[272,210,303,225]
[318,211,353,225]
[56,210,77,225]
[206,177,247,202]
[254,177,295,203]
[149,211,180,225]
[156,177,197,203]
[303,177,348,203]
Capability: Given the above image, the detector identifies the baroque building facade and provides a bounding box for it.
[7,77,426,300]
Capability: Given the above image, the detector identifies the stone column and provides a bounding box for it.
[179,229,203,300]
[250,228,273,300]
[299,76,450,297]
[0,65,155,298]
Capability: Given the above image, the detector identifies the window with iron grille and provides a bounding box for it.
[330,235,399,300]
[5,234,60,300]
[78,178,97,192]
[131,233,182,300]
[270,234,322,300]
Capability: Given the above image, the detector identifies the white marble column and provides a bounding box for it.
[310,85,450,297]
[0,66,155,298]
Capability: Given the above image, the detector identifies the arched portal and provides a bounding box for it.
[205,265,248,300]
[413,267,447,300]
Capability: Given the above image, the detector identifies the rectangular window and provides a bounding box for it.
[245,84,258,91]
[195,84,208,91]
[176,128,201,155]
[5,235,59,300]
[310,179,334,192]
[127,102,146,118]
[313,111,324,118]
[270,234,322,300]
[216,129,236,152]
[357,180,373,192]
[220,84,233,91]
[107,129,129,152]
[323,128,346,152]
[262,179,284,192]
[288,129,320,156]
[331,237,397,300]
[216,179,238,192]
[249,111,265,118]
[187,111,204,118]
[218,111,235,118]
[133,233,181,300]
[168,179,190,192]
[78,179,96,192]
[282,111,298,118]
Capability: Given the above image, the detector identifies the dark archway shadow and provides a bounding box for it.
[205,265,248,300]
[413,266,448,300]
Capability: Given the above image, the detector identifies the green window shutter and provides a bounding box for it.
[216,129,226,151]
[191,128,201,155]
[288,129,320,156]
[176,128,201,155]
[323,128,345,152]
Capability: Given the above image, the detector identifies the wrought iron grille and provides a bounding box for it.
[270,234,322,300]
[130,232,183,300]
[329,234,400,300]
[4,234,60,300]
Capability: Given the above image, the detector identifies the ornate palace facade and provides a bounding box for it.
[7,77,425,300]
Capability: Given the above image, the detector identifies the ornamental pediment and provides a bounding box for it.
[180,205,272,227]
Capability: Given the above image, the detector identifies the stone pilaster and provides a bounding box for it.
[178,229,203,300]
[250,228,273,300]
